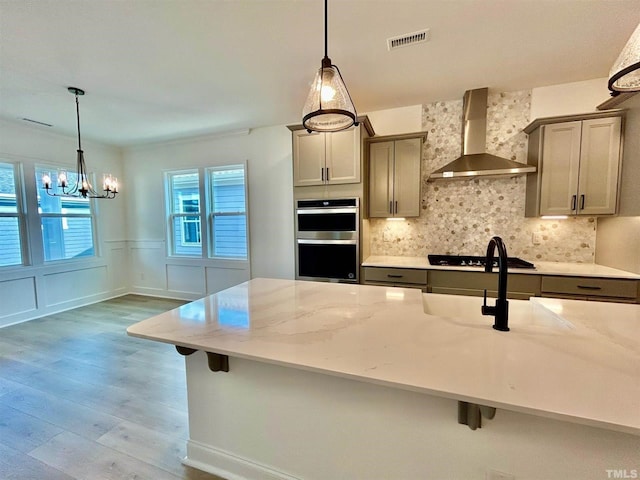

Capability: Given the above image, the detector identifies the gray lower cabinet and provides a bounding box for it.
[541,276,639,303]
[428,270,541,300]
[363,267,427,290]
[363,266,640,303]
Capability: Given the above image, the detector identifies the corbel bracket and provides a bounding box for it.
[175,346,229,373]
[458,401,497,430]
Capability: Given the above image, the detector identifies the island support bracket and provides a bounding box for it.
[458,401,496,430]
[175,346,229,373]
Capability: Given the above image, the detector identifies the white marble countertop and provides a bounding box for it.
[363,255,640,279]
[127,278,640,435]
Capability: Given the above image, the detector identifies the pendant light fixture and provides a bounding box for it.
[608,22,640,95]
[42,87,118,199]
[302,0,358,133]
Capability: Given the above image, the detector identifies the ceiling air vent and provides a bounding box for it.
[387,29,430,51]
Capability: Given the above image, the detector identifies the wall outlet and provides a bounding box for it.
[383,230,391,242]
[486,469,515,480]
[532,232,543,245]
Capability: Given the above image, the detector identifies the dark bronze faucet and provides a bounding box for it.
[481,236,510,331]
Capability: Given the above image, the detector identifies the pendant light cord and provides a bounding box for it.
[75,93,82,151]
[324,0,328,59]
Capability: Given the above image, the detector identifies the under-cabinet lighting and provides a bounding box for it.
[387,217,406,221]
[540,216,568,220]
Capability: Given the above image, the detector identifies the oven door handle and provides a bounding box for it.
[296,207,358,215]
[297,239,357,245]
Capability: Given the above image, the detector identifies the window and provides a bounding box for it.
[208,165,247,259]
[0,162,25,266]
[36,166,95,261]
[165,165,248,260]
[167,170,201,256]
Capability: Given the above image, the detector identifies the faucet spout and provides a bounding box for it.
[481,236,510,331]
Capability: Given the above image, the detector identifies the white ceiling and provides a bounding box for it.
[1,0,639,146]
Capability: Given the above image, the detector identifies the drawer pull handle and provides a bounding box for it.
[577,285,602,290]
[387,274,403,278]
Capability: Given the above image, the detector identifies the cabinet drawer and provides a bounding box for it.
[428,270,541,298]
[364,267,427,285]
[541,276,638,299]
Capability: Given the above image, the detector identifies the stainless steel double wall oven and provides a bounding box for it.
[295,198,360,283]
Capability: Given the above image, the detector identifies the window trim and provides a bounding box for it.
[0,161,28,268]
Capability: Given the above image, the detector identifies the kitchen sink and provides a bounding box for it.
[422,293,574,332]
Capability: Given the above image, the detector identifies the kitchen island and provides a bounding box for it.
[127,278,640,480]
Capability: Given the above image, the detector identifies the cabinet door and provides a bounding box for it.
[369,141,394,217]
[577,117,621,216]
[293,130,325,186]
[539,122,582,216]
[326,126,360,184]
[393,138,422,217]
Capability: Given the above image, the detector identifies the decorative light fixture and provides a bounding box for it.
[42,87,118,199]
[608,22,640,95]
[302,0,358,133]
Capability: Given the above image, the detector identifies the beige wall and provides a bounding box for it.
[530,78,610,118]
[596,216,640,274]
[595,93,640,274]
[123,125,294,283]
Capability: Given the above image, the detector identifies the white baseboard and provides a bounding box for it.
[183,440,301,480]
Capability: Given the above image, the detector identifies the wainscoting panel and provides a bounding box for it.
[206,266,250,295]
[43,265,110,308]
[167,264,205,296]
[129,241,166,292]
[0,276,37,323]
[106,241,129,294]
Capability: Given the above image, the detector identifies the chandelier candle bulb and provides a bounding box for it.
[42,173,51,189]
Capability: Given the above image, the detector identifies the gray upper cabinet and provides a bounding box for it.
[524,111,624,217]
[292,127,361,186]
[368,133,426,218]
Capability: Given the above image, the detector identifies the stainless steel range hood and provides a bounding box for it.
[429,88,536,180]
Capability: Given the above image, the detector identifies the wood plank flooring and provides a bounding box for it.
[0,295,226,480]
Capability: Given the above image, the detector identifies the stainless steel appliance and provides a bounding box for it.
[428,254,535,269]
[295,198,359,283]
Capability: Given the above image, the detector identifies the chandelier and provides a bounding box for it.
[608,22,640,95]
[301,0,358,133]
[42,87,118,199]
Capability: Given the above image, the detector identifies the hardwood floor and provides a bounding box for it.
[0,295,226,480]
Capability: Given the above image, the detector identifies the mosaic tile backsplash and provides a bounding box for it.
[369,90,597,263]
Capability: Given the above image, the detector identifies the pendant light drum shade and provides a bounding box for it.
[302,59,357,132]
[608,22,640,94]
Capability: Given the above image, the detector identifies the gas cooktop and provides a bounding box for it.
[428,255,535,269]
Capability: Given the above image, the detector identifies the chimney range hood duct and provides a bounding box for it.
[429,88,536,180]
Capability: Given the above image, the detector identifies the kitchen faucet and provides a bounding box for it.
[481,236,510,331]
